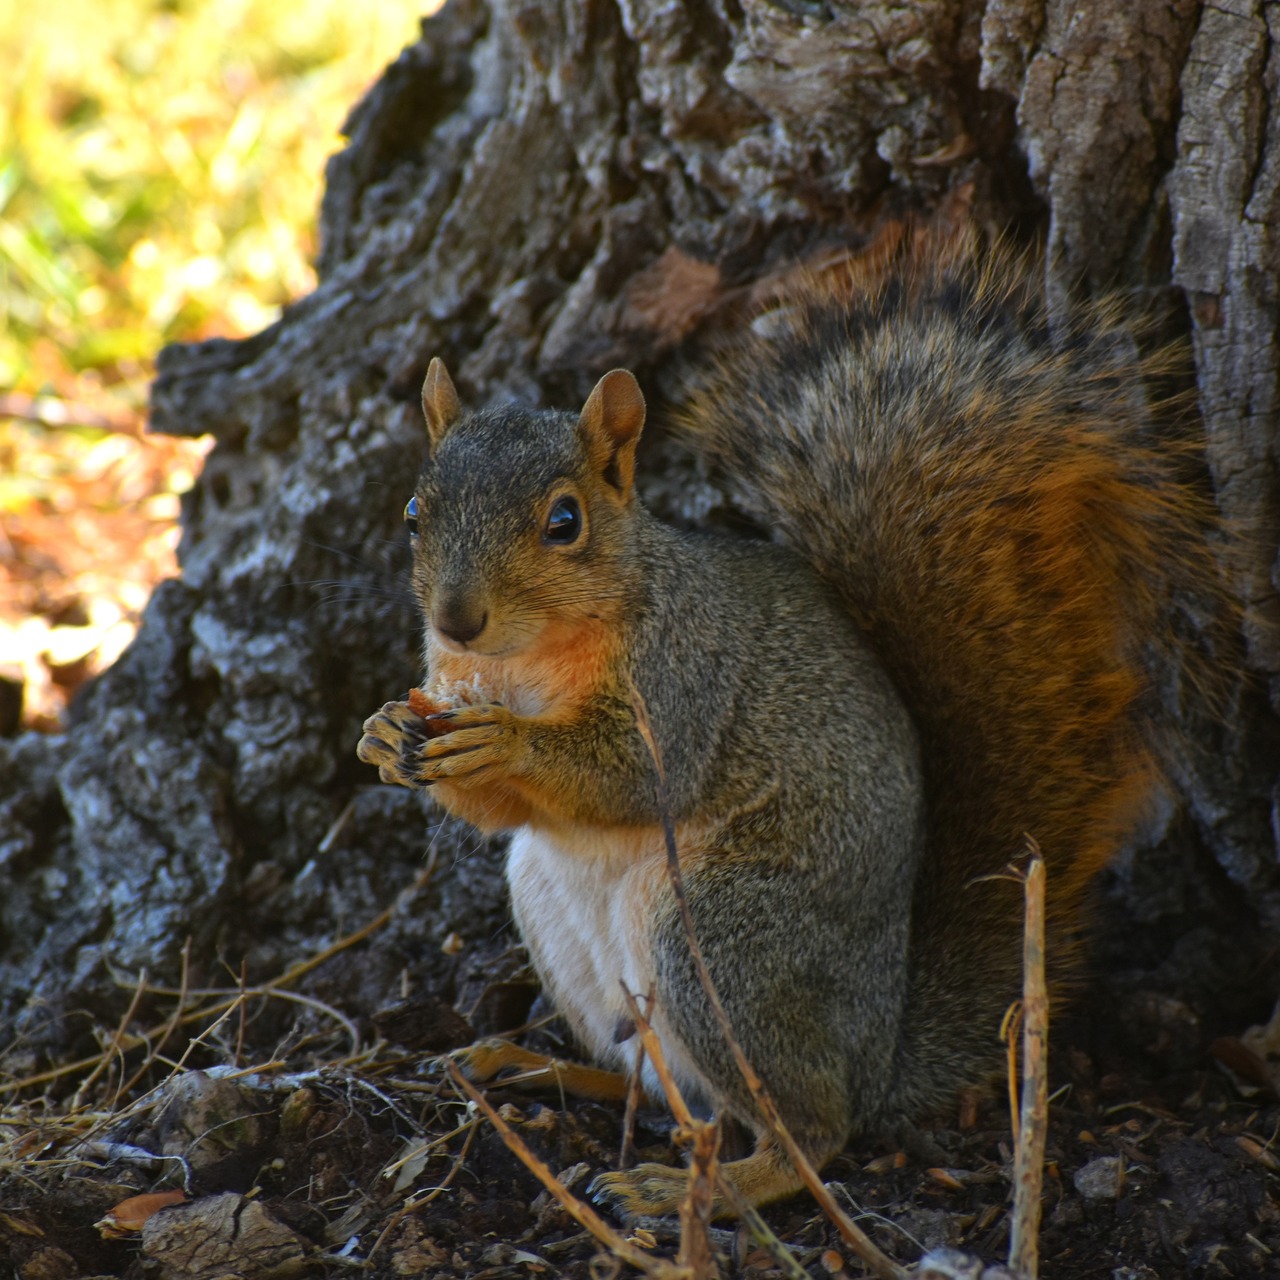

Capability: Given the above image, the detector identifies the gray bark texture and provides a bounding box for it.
[2,0,1277,1074]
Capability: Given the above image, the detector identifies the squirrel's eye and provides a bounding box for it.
[544,496,582,545]
[404,495,419,537]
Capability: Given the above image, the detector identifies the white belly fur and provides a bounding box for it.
[506,824,717,1113]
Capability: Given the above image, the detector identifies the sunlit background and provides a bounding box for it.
[0,0,431,730]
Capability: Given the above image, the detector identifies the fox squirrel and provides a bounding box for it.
[356,237,1213,1216]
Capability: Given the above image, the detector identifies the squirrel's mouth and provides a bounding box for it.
[429,627,524,660]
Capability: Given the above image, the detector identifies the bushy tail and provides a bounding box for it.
[677,237,1219,1107]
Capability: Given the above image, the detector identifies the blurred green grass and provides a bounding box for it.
[1,0,427,414]
[0,0,429,727]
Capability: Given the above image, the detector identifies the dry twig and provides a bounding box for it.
[678,1118,720,1278]
[69,968,149,1111]
[117,937,192,1102]
[446,1060,691,1280]
[1008,843,1048,1279]
[621,985,806,1280]
[366,1117,480,1261]
[1,860,437,1097]
[618,986,718,1277]
[619,986,654,1169]
[1001,1000,1023,1154]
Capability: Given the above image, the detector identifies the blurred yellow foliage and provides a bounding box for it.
[0,0,432,728]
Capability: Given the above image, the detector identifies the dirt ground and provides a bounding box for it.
[2,937,1277,1280]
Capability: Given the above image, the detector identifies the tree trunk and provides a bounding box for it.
[3,0,1277,1103]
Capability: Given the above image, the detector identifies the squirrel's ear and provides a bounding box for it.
[578,369,645,494]
[421,358,462,450]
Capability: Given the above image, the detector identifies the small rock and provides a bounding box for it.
[1048,1195,1084,1228]
[918,1250,981,1280]
[892,1207,962,1252]
[155,1070,271,1183]
[1073,1155,1124,1201]
[19,1246,79,1280]
[278,1087,318,1138]
[142,1192,310,1280]
[917,1248,1017,1280]
[372,995,475,1051]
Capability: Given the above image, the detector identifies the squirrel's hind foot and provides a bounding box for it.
[590,1133,810,1220]
[451,1038,630,1103]
[590,1162,692,1219]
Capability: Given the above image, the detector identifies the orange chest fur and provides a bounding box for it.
[426,616,620,717]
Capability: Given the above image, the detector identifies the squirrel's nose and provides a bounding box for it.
[434,597,487,646]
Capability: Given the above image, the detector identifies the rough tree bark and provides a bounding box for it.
[2,0,1277,1102]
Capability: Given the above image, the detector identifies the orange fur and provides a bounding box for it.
[426,615,619,720]
[424,615,626,828]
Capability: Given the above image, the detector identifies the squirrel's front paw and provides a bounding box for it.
[589,1163,689,1219]
[356,700,525,789]
[356,699,432,789]
[415,702,526,784]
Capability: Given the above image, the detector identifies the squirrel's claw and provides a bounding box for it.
[355,731,395,767]
[588,1164,691,1220]
[357,700,433,789]
[417,702,523,783]
[355,698,525,789]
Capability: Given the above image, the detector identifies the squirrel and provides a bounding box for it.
[356,234,1214,1217]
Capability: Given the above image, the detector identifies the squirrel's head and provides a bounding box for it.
[406,358,646,660]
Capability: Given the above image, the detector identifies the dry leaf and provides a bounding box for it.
[96,1189,187,1238]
